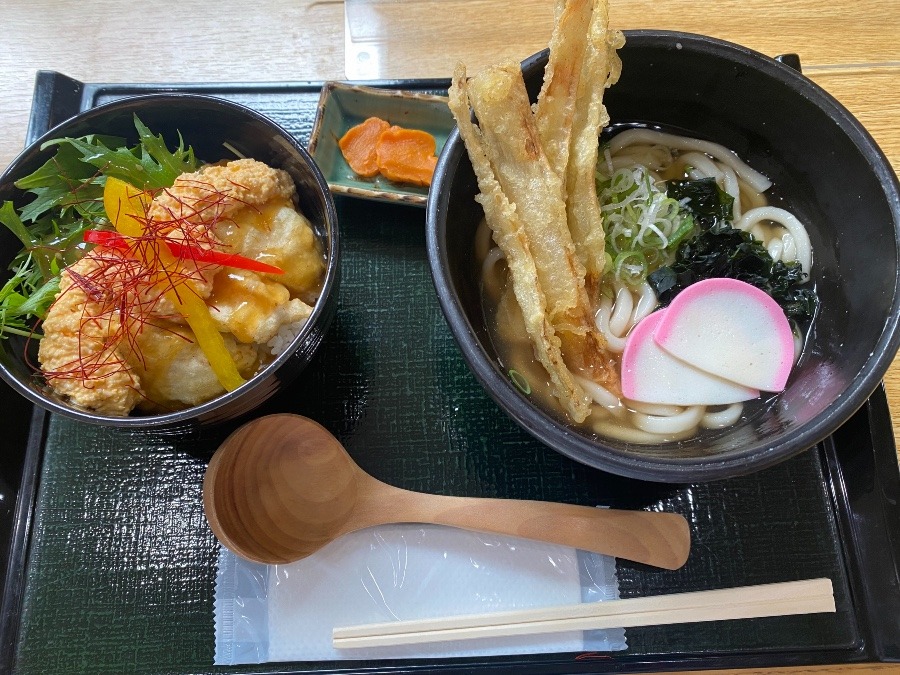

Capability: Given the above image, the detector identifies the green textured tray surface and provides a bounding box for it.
[13,90,860,673]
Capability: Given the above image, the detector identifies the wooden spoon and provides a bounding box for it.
[202,414,691,569]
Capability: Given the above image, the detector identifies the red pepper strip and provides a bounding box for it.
[84,230,284,275]
[165,241,284,275]
[84,229,130,250]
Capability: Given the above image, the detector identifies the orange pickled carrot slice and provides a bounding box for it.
[338,117,391,178]
[375,125,438,187]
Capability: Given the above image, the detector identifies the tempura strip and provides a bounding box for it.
[463,61,619,395]
[534,0,596,193]
[564,9,624,290]
[449,64,593,422]
[463,62,589,334]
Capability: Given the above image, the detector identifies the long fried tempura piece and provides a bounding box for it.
[534,0,596,193]
[536,0,624,291]
[446,0,626,422]
[464,62,590,335]
[449,64,593,422]
[450,62,623,421]
[564,8,624,290]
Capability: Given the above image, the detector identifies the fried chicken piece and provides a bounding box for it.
[206,270,313,345]
[150,157,324,306]
[146,159,301,318]
[37,159,321,416]
[124,321,259,413]
[38,257,144,416]
[148,158,296,228]
[216,201,325,305]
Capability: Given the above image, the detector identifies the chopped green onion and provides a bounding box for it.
[596,165,695,287]
[509,369,532,395]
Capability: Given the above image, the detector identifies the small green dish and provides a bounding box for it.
[308,81,454,207]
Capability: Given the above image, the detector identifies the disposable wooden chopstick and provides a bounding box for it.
[333,578,834,649]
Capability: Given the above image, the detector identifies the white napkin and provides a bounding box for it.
[214,523,626,664]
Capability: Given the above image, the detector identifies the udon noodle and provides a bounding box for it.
[477,128,814,442]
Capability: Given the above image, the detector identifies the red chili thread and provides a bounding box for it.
[39,177,257,388]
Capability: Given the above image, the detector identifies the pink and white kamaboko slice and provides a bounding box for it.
[653,278,795,391]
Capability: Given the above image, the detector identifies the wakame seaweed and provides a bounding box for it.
[648,179,818,322]
[666,177,733,231]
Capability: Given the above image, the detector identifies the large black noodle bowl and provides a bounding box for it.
[427,31,900,482]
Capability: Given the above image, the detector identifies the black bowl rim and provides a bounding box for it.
[0,92,340,428]
[426,30,900,482]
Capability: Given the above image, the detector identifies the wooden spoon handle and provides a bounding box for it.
[358,486,690,570]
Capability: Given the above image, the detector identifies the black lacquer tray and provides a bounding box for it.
[0,71,898,674]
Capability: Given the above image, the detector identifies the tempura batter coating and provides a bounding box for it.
[149,158,296,227]
[562,12,623,291]
[534,0,595,192]
[37,257,144,416]
[449,63,595,422]
[465,62,592,337]
[535,0,622,292]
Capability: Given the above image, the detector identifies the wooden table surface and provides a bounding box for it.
[1,1,898,673]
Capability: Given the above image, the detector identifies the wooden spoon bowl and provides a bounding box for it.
[203,414,691,569]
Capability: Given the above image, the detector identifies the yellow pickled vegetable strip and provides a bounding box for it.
[103,177,245,392]
[103,176,153,239]
[165,287,246,391]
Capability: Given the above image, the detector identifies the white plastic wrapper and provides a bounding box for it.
[214,523,626,665]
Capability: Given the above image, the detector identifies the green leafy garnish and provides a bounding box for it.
[40,117,196,191]
[0,261,60,338]
[0,115,199,338]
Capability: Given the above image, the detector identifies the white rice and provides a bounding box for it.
[267,319,307,357]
